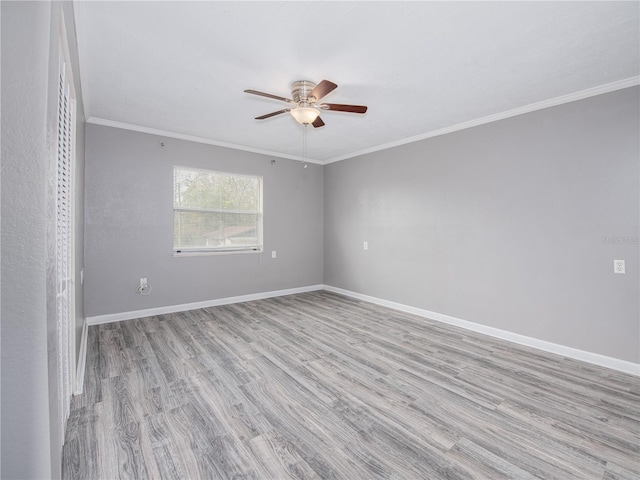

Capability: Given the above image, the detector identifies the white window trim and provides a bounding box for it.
[173,166,264,255]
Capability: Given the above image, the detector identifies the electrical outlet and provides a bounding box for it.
[614,260,625,274]
[363,241,368,250]
[140,277,147,286]
[272,251,277,259]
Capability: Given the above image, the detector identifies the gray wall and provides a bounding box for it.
[1,1,86,478]
[1,3,52,476]
[324,87,639,364]
[84,125,324,317]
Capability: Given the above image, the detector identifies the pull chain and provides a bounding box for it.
[303,124,308,168]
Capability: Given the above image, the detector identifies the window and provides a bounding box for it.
[173,166,263,253]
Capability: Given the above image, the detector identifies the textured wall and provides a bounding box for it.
[84,125,324,317]
[1,2,54,477]
[324,87,639,363]
[1,2,86,476]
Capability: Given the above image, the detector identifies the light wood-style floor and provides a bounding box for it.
[63,291,639,479]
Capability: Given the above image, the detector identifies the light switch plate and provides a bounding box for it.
[272,251,277,259]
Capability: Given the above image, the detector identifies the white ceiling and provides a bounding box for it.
[74,1,639,164]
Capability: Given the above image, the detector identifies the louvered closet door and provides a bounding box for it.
[56,62,74,432]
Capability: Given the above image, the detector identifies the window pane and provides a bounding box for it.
[174,168,261,212]
[173,167,263,252]
[174,211,261,249]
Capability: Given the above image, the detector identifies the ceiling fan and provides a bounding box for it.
[244,80,367,128]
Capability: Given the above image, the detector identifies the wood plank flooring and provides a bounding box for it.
[63,291,640,479]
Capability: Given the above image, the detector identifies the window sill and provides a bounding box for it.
[173,248,263,257]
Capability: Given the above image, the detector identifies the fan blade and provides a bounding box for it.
[255,109,290,120]
[312,116,325,128]
[309,80,337,102]
[321,103,368,114]
[244,89,294,104]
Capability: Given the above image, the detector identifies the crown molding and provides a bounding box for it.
[86,77,638,166]
[324,76,640,164]
[85,117,324,165]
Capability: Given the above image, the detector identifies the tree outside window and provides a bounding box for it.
[173,166,263,253]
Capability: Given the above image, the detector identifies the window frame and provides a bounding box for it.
[172,166,264,255]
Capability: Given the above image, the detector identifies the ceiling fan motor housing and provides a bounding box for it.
[291,80,317,104]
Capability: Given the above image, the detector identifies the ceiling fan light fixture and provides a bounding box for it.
[245,79,366,128]
[290,106,320,125]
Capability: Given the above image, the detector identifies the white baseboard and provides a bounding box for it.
[74,319,88,395]
[86,284,325,326]
[83,283,639,376]
[323,285,640,377]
